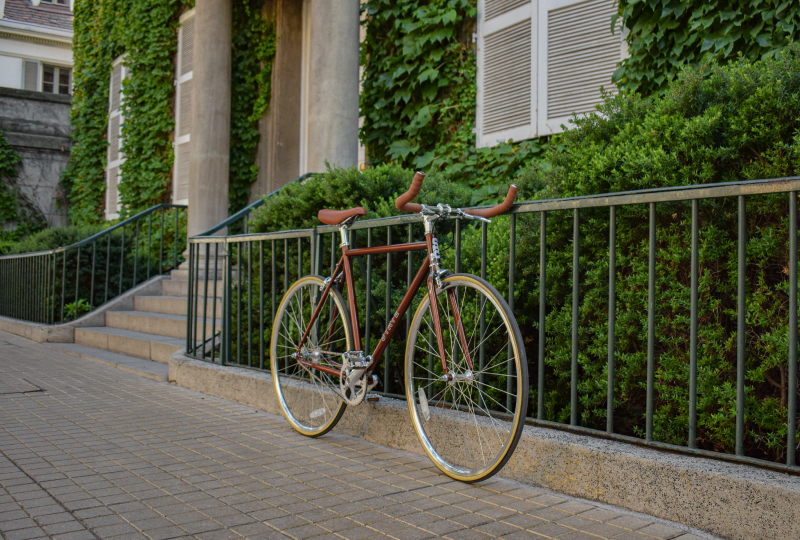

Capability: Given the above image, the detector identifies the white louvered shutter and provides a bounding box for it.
[173,9,195,204]
[106,56,126,220]
[476,0,537,148]
[537,0,623,135]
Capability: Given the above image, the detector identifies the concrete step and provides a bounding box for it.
[106,310,220,339]
[46,343,168,382]
[134,295,222,318]
[75,326,184,363]
[162,279,224,298]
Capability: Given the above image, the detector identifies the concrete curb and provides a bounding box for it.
[0,276,167,343]
[168,353,800,540]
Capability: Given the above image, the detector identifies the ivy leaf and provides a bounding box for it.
[442,9,457,24]
[388,139,420,160]
[415,151,436,169]
[419,67,439,82]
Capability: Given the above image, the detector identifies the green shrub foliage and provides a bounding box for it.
[616,0,800,96]
[515,48,800,461]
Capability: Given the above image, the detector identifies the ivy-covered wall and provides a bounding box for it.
[64,0,273,226]
[610,0,798,96]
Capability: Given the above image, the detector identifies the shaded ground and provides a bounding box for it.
[0,330,715,540]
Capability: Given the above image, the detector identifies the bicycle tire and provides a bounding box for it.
[271,275,353,437]
[404,273,528,482]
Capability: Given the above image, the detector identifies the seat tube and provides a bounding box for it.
[339,226,361,350]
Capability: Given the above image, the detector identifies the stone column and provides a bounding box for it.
[304,0,360,173]
[187,0,232,237]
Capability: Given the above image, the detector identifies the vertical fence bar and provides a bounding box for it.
[60,251,66,322]
[259,241,265,370]
[51,253,56,324]
[74,247,81,320]
[365,228,373,354]
[385,226,392,391]
[174,209,179,269]
[455,219,461,274]
[647,202,656,442]
[90,242,96,309]
[202,243,210,359]
[736,195,746,456]
[186,243,196,354]
[248,241,253,366]
[105,235,111,304]
[159,210,164,274]
[133,221,139,286]
[226,239,233,364]
[689,199,699,448]
[789,192,797,466]
[538,211,546,420]
[271,240,276,321]
[607,206,616,433]
[507,214,516,412]
[238,243,244,365]
[193,243,201,355]
[480,222,488,385]
[119,225,125,296]
[407,224,413,343]
[211,243,219,362]
[571,209,579,426]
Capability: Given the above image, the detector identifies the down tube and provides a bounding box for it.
[369,257,429,367]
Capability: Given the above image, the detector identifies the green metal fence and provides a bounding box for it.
[0,204,187,324]
[187,177,800,473]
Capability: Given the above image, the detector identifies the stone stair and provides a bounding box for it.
[47,269,222,382]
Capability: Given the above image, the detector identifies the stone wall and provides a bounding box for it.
[0,86,71,228]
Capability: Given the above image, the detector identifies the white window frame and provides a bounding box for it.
[106,54,127,220]
[476,0,537,148]
[40,63,72,95]
[172,8,195,205]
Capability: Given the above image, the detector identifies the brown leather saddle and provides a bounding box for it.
[317,207,367,226]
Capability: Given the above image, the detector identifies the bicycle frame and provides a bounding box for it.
[294,223,474,380]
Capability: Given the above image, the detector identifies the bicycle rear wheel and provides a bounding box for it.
[271,275,353,437]
[405,273,528,482]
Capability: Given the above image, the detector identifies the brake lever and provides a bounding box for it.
[459,209,491,223]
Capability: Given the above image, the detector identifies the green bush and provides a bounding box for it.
[513,47,800,461]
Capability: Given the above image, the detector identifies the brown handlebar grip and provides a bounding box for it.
[395,171,426,213]
[465,184,518,219]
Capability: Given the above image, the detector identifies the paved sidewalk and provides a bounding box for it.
[0,330,714,540]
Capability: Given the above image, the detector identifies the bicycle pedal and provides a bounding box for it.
[366,394,380,402]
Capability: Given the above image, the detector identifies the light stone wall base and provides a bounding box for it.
[0,276,167,343]
[169,353,800,540]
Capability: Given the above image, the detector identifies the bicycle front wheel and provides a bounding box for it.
[405,273,528,482]
[271,275,353,437]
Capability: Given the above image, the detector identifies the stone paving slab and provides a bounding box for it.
[0,331,720,540]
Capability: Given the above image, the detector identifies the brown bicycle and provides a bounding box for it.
[270,172,528,482]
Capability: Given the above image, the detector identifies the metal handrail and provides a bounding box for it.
[185,176,800,473]
[0,203,187,324]
[0,203,185,259]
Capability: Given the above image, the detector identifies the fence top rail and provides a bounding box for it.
[511,176,800,214]
[190,228,314,244]
[0,203,187,260]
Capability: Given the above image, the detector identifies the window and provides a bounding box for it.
[476,0,624,147]
[173,9,195,204]
[38,0,69,5]
[42,65,71,95]
[106,56,126,220]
